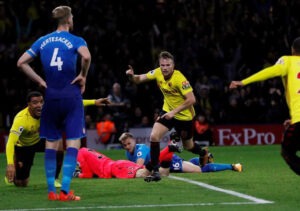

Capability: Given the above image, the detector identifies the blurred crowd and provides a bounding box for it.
[0,0,295,139]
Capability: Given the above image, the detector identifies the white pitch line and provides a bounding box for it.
[169,175,273,204]
[0,202,268,211]
[0,176,273,211]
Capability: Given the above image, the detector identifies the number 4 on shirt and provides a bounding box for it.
[50,48,63,71]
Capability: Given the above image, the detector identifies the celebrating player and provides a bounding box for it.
[126,51,209,182]
[74,147,150,179]
[229,37,300,176]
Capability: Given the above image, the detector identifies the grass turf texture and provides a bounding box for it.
[0,145,300,210]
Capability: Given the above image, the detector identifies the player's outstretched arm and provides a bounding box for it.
[126,65,148,84]
[95,98,111,106]
[229,81,244,89]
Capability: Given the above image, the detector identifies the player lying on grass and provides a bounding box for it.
[74,147,149,178]
[119,132,242,175]
[73,146,242,179]
[170,155,242,173]
[118,131,185,176]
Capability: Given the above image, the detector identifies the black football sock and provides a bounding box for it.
[191,142,206,155]
[150,142,160,172]
[55,150,64,179]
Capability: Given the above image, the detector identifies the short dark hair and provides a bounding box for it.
[292,37,300,54]
[26,91,42,103]
[158,51,174,61]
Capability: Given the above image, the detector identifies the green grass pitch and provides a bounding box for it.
[1,145,300,211]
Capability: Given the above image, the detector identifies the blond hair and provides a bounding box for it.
[118,132,133,142]
[52,6,72,24]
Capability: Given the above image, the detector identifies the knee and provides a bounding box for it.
[182,139,194,150]
[281,148,300,176]
[150,134,160,142]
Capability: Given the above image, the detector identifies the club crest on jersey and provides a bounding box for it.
[18,126,24,133]
[182,81,191,89]
[149,70,155,75]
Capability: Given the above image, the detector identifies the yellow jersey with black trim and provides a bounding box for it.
[242,56,300,124]
[9,107,40,147]
[8,100,94,147]
[146,68,195,120]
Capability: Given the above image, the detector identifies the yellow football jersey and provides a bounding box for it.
[242,56,300,124]
[6,107,40,164]
[10,107,40,146]
[146,68,195,120]
[6,99,96,164]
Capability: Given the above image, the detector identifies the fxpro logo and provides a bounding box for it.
[217,128,276,145]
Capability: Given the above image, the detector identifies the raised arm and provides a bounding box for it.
[83,98,111,107]
[229,81,244,89]
[125,65,149,84]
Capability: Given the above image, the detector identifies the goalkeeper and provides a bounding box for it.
[74,147,149,179]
